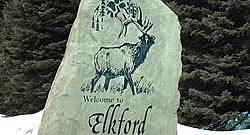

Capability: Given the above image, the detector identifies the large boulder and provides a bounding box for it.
[38,0,182,134]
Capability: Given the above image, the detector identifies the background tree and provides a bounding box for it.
[0,0,80,115]
[0,0,249,131]
[0,0,3,19]
[0,0,8,113]
[163,0,250,130]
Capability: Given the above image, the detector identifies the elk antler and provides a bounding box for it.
[117,2,153,38]
[117,1,139,38]
[132,6,153,33]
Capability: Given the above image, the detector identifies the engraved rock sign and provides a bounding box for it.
[38,0,182,135]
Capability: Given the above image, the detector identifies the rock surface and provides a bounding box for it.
[38,0,182,134]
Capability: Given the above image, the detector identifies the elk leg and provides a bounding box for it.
[91,73,101,93]
[124,73,135,95]
[104,77,111,91]
[123,76,128,90]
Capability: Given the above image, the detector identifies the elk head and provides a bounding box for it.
[139,33,156,47]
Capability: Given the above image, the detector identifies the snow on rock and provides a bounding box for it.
[0,110,249,135]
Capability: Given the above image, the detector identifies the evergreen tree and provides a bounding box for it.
[0,0,7,112]
[0,0,3,17]
[0,0,5,40]
[1,0,249,131]
[163,0,250,130]
[1,0,80,116]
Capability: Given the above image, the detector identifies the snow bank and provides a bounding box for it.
[0,111,43,135]
[178,124,250,135]
[0,110,249,135]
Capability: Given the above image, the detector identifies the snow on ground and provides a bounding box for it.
[0,111,43,135]
[177,124,250,135]
[0,110,249,135]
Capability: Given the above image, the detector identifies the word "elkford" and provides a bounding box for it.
[88,104,153,135]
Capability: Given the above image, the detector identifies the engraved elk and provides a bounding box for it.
[90,9,156,95]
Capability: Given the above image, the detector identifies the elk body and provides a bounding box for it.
[91,33,156,95]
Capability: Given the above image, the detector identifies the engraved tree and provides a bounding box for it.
[92,0,142,38]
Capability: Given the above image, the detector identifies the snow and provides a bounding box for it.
[0,111,43,135]
[0,110,249,135]
[177,124,250,135]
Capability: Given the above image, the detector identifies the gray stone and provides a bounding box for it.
[38,0,182,134]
